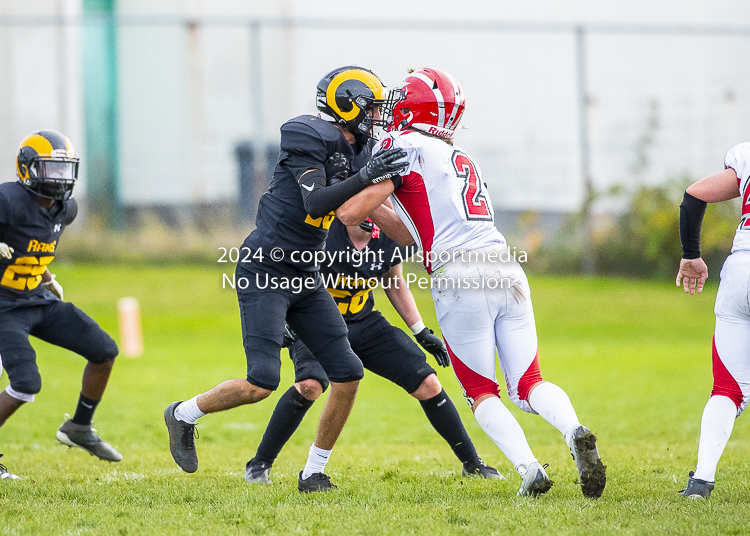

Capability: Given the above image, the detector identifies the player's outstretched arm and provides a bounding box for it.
[297,167,361,219]
[297,147,406,219]
[336,179,395,225]
[383,264,450,367]
[685,168,740,203]
[677,168,738,295]
[369,204,414,246]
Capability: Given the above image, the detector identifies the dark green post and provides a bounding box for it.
[82,0,124,229]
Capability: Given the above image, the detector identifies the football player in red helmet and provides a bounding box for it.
[386,67,465,140]
[164,66,407,493]
[335,67,607,499]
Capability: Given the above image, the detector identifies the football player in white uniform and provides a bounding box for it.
[676,142,750,499]
[336,68,606,498]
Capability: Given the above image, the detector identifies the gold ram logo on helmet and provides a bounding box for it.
[316,66,388,145]
[16,130,79,201]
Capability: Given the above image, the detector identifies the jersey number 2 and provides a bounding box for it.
[452,150,492,221]
[741,178,750,229]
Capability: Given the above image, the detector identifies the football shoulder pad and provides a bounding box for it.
[63,197,78,226]
[725,142,750,183]
[280,115,344,162]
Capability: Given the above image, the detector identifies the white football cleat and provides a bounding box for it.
[244,458,272,485]
[0,455,21,481]
[567,425,606,499]
[517,462,553,497]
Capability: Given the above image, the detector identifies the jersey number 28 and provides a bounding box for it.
[452,150,492,221]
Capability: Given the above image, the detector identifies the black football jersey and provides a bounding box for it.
[0,181,77,310]
[243,115,375,274]
[322,219,411,322]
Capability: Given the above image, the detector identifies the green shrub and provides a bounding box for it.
[531,179,740,278]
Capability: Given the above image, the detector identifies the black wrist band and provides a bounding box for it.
[679,191,707,259]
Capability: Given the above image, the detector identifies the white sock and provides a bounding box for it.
[694,395,737,482]
[527,382,581,443]
[302,444,332,480]
[474,396,537,474]
[174,395,206,424]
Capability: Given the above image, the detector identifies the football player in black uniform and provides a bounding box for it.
[244,217,503,485]
[0,130,121,480]
[165,66,408,492]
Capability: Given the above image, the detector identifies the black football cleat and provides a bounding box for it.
[57,417,123,462]
[680,471,714,499]
[298,471,338,493]
[164,401,199,473]
[462,458,505,480]
[244,458,272,485]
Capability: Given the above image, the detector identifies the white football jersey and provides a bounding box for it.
[725,142,750,253]
[375,130,506,272]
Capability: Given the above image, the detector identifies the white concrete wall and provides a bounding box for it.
[2,0,750,211]
[0,0,84,194]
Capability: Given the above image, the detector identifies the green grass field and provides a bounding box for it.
[1,264,749,535]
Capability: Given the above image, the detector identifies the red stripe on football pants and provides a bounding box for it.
[444,338,500,401]
[711,335,744,409]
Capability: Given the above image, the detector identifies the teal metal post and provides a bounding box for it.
[82,0,123,229]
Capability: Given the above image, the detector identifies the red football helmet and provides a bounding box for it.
[384,68,465,138]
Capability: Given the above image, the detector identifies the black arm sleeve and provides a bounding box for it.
[280,121,371,218]
[679,191,708,259]
[296,167,370,219]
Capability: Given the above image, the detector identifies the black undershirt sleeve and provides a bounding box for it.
[679,191,708,259]
[282,134,402,219]
[293,166,371,219]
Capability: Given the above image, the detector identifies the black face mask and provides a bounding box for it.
[21,158,78,201]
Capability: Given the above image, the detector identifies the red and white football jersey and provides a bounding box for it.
[725,142,750,253]
[375,130,506,273]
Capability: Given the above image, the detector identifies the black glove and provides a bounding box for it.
[355,147,408,185]
[281,323,298,349]
[325,152,349,186]
[415,327,450,367]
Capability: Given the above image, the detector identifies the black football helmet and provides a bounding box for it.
[16,130,79,201]
[316,66,388,145]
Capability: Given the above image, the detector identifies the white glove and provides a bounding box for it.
[43,274,64,301]
[0,242,13,260]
